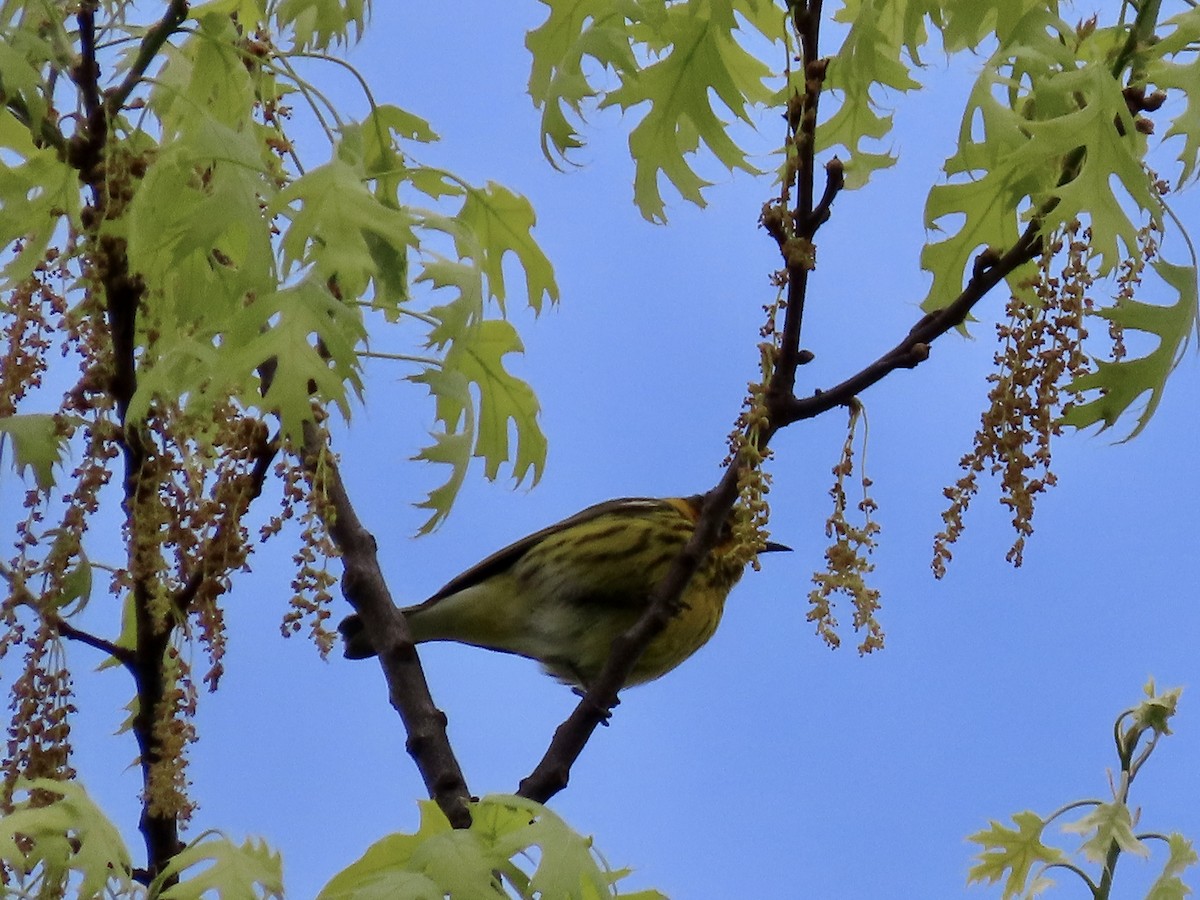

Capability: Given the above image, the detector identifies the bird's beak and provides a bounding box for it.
[762,540,791,553]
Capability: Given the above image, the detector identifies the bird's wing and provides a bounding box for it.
[408,497,682,610]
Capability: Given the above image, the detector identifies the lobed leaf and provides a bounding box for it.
[190,0,269,23]
[320,797,664,899]
[158,832,284,900]
[935,0,1062,53]
[456,181,560,314]
[527,0,652,163]
[1146,834,1199,900]
[1131,679,1183,737]
[0,779,135,898]
[821,0,924,187]
[409,315,545,533]
[1062,258,1198,438]
[1142,7,1200,186]
[921,10,1153,311]
[601,0,776,221]
[0,413,69,490]
[0,113,80,285]
[358,103,439,213]
[528,0,781,222]
[232,279,367,439]
[273,155,418,307]
[967,810,1067,899]
[1061,802,1150,864]
[275,0,369,51]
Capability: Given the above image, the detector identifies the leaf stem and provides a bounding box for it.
[357,350,442,366]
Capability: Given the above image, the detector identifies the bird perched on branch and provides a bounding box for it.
[338,495,789,688]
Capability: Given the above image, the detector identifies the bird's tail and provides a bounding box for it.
[337,614,376,659]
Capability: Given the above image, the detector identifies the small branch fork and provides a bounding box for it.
[518,2,1045,804]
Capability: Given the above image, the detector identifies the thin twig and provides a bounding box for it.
[52,616,133,666]
[174,434,280,614]
[104,1,189,116]
[774,224,1044,426]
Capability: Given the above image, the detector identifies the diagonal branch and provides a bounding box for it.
[104,0,189,117]
[300,422,472,828]
[52,615,134,667]
[774,225,1044,427]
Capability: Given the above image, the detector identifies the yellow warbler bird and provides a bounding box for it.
[339,496,788,688]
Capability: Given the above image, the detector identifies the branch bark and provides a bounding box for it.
[300,423,473,828]
[104,1,189,117]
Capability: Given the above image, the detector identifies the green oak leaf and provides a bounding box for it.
[967,811,1067,899]
[0,779,134,899]
[275,0,368,51]
[1146,833,1199,900]
[158,833,283,900]
[0,413,71,490]
[1063,258,1198,438]
[1142,8,1200,185]
[1062,802,1149,864]
[601,0,775,222]
[457,181,559,313]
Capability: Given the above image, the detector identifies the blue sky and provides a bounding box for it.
[6,3,1200,898]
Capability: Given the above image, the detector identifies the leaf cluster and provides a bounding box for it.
[319,795,663,900]
[0,778,284,899]
[527,0,782,223]
[968,681,1195,900]
[0,0,556,527]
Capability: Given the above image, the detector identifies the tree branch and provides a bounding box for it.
[69,3,179,877]
[52,615,134,667]
[174,433,280,615]
[773,1,829,389]
[73,5,102,139]
[104,1,189,117]
[300,422,472,828]
[772,223,1044,427]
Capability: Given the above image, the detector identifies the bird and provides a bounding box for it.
[338,495,789,689]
